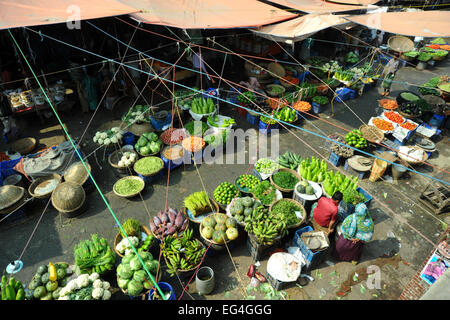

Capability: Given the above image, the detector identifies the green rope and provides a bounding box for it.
[8,29,166,300]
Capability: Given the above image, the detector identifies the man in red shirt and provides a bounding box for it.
[312,191,343,234]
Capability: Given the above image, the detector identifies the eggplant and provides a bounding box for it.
[167,226,176,235]
[149,221,157,233]
[153,215,162,226]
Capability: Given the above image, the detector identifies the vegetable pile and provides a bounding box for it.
[430,38,446,45]
[181,136,205,152]
[252,180,278,206]
[312,96,329,105]
[379,99,398,110]
[260,114,278,125]
[345,51,359,64]
[200,213,239,243]
[185,121,209,136]
[118,218,142,240]
[115,235,153,256]
[133,157,163,175]
[418,52,432,62]
[276,106,296,122]
[237,91,257,106]
[345,129,368,149]
[114,178,144,196]
[184,191,213,217]
[330,135,354,158]
[228,197,261,224]
[135,132,162,155]
[342,187,366,206]
[207,115,235,128]
[122,105,150,125]
[244,205,288,244]
[93,127,123,146]
[163,229,205,276]
[214,182,241,205]
[149,207,188,239]
[27,262,72,300]
[372,118,394,131]
[270,199,301,226]
[384,111,404,124]
[255,158,280,175]
[266,84,285,96]
[400,92,420,102]
[74,234,116,275]
[400,121,418,131]
[116,251,159,296]
[203,129,231,148]
[160,128,188,145]
[191,97,215,114]
[236,174,261,192]
[1,275,25,300]
[162,145,184,160]
[58,273,112,300]
[322,171,359,197]
[298,157,328,183]
[271,170,299,190]
[117,151,138,168]
[281,75,299,86]
[296,180,315,196]
[277,151,302,170]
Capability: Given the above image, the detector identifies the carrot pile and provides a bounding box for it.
[292,101,311,112]
[384,111,404,124]
[182,136,205,152]
[281,75,299,86]
[400,121,418,131]
[373,118,394,131]
[440,45,450,51]
[267,98,288,110]
[427,44,440,50]
[379,99,398,110]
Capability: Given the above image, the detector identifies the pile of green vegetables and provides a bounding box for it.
[184,191,213,217]
[298,156,328,183]
[122,104,150,125]
[260,115,278,125]
[1,275,25,300]
[430,38,446,45]
[27,262,71,300]
[402,51,420,58]
[116,251,159,296]
[134,157,163,175]
[255,158,280,175]
[270,200,301,226]
[312,96,329,105]
[236,174,261,192]
[345,52,359,64]
[419,77,441,96]
[431,50,448,58]
[418,52,432,62]
[174,88,199,108]
[267,85,285,96]
[114,178,144,196]
[271,170,299,190]
[342,187,366,206]
[135,132,162,155]
[237,91,257,106]
[275,106,296,122]
[244,205,288,244]
[184,121,209,136]
[252,180,278,206]
[74,234,116,275]
[228,197,261,224]
[277,151,302,170]
[214,182,241,205]
[322,171,359,197]
[203,129,230,148]
[119,218,142,239]
[191,97,215,114]
[297,82,317,97]
[162,229,205,276]
[207,115,235,128]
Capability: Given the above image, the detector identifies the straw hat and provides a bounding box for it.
[0,185,25,211]
[347,155,373,172]
[51,182,86,213]
[267,62,286,78]
[12,137,37,155]
[64,161,91,186]
[387,36,414,53]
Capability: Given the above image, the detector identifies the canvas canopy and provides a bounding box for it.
[266,0,369,14]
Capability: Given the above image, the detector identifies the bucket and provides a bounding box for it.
[246,113,259,125]
[148,282,176,300]
[392,162,408,183]
[237,103,248,117]
[195,266,215,295]
[150,113,172,131]
[258,119,279,135]
[416,61,427,71]
[123,132,135,145]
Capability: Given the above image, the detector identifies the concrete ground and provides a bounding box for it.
[0,57,449,301]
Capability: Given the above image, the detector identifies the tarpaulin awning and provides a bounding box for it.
[251,13,351,42]
[0,0,138,30]
[326,0,379,5]
[346,11,450,37]
[122,0,298,29]
[266,0,369,14]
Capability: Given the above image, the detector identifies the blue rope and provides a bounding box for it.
[25,27,449,186]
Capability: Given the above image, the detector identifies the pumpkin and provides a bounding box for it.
[226,228,239,241]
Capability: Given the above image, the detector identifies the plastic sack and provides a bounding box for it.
[369,159,388,182]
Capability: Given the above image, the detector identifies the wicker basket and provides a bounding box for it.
[129,122,154,137]
[388,36,414,53]
[184,198,219,223]
[269,198,306,229]
[400,54,415,62]
[51,182,86,213]
[0,185,25,211]
[119,270,161,299]
[359,125,384,144]
[28,173,62,199]
[265,84,286,97]
[269,168,302,193]
[64,162,91,186]
[162,240,205,278]
[398,146,429,164]
[267,62,286,78]
[133,157,164,177]
[397,110,418,120]
[113,176,145,199]
[12,137,37,155]
[199,215,235,250]
[113,225,152,258]
[108,149,138,172]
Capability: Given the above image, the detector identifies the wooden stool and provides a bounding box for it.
[344,159,368,180]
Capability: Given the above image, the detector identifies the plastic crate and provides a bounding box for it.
[356,187,372,206]
[328,151,343,166]
[258,119,279,135]
[246,234,280,261]
[246,113,259,125]
[266,272,296,291]
[161,155,184,171]
[292,226,328,270]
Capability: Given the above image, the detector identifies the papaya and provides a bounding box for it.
[212,230,226,244]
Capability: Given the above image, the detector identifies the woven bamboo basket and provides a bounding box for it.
[129,122,154,137]
[199,214,236,250]
[162,240,205,278]
[267,62,286,78]
[388,36,414,53]
[398,146,429,164]
[28,173,62,199]
[119,271,162,299]
[269,198,306,229]
[265,84,286,97]
[108,149,138,173]
[269,168,302,193]
[113,176,145,199]
[51,182,86,214]
[359,125,384,144]
[133,157,164,177]
[0,185,25,211]
[113,225,152,258]
[64,162,91,186]
[12,137,37,155]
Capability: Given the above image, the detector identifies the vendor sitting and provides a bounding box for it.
[311,191,343,235]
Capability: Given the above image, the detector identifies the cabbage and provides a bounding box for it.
[122,253,134,265]
[149,260,159,275]
[130,257,142,271]
[133,270,146,283]
[127,280,144,296]
[117,278,130,290]
[137,251,152,262]
[118,264,133,279]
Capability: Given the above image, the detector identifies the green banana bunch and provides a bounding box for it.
[245,206,287,244]
[277,151,302,170]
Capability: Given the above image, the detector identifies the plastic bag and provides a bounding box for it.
[369,159,388,182]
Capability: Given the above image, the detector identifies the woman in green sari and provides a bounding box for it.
[333,203,374,264]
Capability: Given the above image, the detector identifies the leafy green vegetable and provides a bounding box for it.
[312,96,329,105]
[418,52,432,62]
[272,171,299,189]
[114,179,144,196]
[73,234,116,275]
[342,187,366,205]
[134,157,163,175]
[270,200,300,226]
[430,38,446,45]
[252,180,277,205]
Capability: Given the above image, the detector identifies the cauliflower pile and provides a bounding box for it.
[58,273,112,300]
[93,127,123,146]
[115,236,139,255]
[118,151,137,168]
